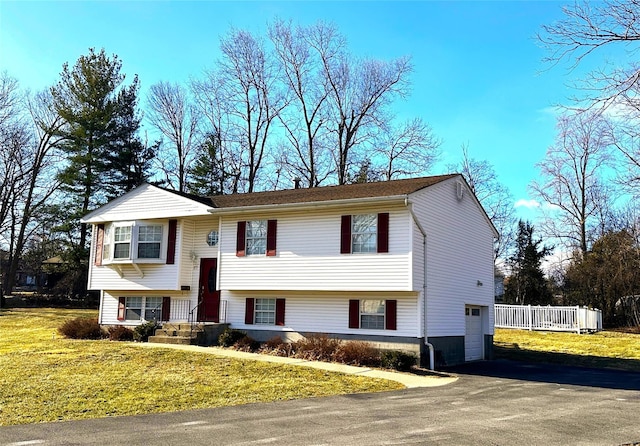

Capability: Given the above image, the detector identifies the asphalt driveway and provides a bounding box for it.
[2,359,639,446]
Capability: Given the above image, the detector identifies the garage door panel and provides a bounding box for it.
[465,306,483,361]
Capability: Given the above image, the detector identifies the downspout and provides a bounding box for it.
[406,197,435,371]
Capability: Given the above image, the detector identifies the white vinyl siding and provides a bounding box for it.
[224,290,417,338]
[82,184,212,223]
[219,206,412,292]
[410,178,495,338]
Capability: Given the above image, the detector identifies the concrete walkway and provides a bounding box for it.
[134,342,457,388]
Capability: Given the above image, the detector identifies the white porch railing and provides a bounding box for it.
[495,304,602,334]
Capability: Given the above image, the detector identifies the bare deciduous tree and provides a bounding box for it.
[530,111,613,255]
[269,20,333,188]
[539,1,640,197]
[375,118,441,181]
[448,144,516,262]
[147,81,198,192]
[214,28,286,193]
[309,26,413,184]
[4,90,65,294]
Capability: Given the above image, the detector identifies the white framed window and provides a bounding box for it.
[246,220,267,255]
[122,296,163,322]
[254,298,276,324]
[102,225,112,260]
[352,214,377,253]
[102,221,166,263]
[207,230,219,247]
[124,296,143,320]
[114,226,132,259]
[360,299,385,330]
[138,225,162,258]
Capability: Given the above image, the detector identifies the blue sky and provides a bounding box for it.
[0,1,602,221]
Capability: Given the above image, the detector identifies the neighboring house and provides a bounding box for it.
[81,174,498,367]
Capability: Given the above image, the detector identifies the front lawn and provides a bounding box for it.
[0,308,402,426]
[494,328,640,372]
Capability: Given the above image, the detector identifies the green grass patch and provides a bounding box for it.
[0,308,403,426]
[494,328,640,372]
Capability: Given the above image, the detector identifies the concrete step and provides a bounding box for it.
[155,328,201,338]
[148,335,200,345]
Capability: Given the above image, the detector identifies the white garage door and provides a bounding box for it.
[465,306,483,361]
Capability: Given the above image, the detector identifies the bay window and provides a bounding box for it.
[99,221,169,264]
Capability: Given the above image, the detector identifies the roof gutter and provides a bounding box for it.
[208,194,408,215]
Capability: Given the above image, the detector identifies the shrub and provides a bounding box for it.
[58,317,104,340]
[133,321,157,342]
[218,328,247,347]
[334,341,381,367]
[234,335,260,352]
[380,350,417,371]
[108,325,134,341]
[260,336,293,356]
[292,334,342,361]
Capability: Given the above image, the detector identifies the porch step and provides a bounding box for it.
[147,335,201,345]
[148,323,205,346]
[147,323,230,346]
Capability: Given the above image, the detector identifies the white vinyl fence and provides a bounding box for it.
[495,304,602,334]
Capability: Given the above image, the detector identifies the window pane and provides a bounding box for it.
[246,220,267,237]
[361,300,385,314]
[114,226,131,242]
[352,214,377,233]
[144,297,163,321]
[139,225,162,242]
[125,297,142,321]
[138,243,160,258]
[114,243,130,259]
[361,314,384,330]
[102,244,110,260]
[246,238,266,255]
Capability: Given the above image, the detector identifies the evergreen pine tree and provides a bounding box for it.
[505,220,553,305]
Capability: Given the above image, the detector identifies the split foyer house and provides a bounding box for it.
[81,174,498,367]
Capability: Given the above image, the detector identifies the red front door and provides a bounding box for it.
[198,258,220,322]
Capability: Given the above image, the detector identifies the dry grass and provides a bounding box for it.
[0,308,403,426]
[494,328,640,371]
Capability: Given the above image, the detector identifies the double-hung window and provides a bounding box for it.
[341,213,389,254]
[244,298,286,325]
[359,299,385,329]
[348,299,397,330]
[351,214,377,253]
[114,226,132,259]
[236,220,277,257]
[246,220,267,255]
[138,225,163,258]
[254,298,276,324]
